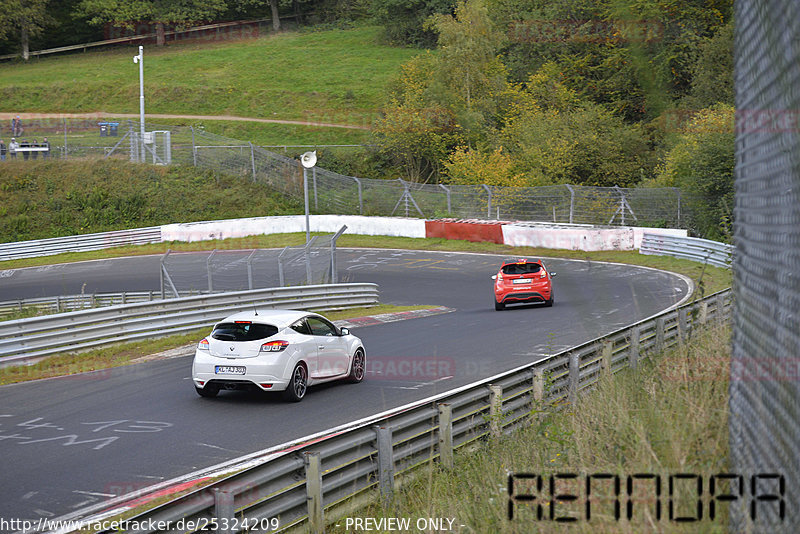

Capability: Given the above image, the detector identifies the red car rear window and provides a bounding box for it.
[502,263,542,275]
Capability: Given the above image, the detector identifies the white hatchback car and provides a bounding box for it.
[192,309,365,402]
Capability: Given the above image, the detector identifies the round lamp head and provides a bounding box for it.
[300,150,317,169]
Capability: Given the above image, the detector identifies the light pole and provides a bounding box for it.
[300,151,317,243]
[133,46,145,163]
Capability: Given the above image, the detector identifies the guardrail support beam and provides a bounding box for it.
[375,425,394,502]
[214,489,235,534]
[532,369,544,403]
[678,308,689,341]
[601,340,613,376]
[568,352,579,403]
[438,403,453,469]
[629,327,641,370]
[305,451,324,533]
[655,317,666,353]
[488,385,503,438]
[716,294,726,322]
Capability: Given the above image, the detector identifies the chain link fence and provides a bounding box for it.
[159,227,346,296]
[731,0,800,531]
[13,117,692,229]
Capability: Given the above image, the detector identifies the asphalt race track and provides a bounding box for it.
[0,249,691,522]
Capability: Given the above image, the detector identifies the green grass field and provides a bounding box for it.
[0,26,417,128]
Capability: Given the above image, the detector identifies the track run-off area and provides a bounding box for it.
[0,248,691,522]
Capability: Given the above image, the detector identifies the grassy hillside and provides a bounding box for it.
[0,159,302,243]
[0,26,417,129]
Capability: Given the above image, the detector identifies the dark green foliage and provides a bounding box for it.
[0,160,302,243]
[371,0,455,47]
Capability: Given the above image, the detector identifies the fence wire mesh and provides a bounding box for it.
[160,228,344,296]
[18,118,692,229]
[731,0,800,531]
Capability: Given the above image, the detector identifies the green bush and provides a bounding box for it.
[0,160,302,243]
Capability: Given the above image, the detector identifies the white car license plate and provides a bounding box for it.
[215,365,246,375]
[513,278,532,284]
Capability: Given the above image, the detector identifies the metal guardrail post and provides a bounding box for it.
[438,403,453,469]
[565,184,575,224]
[488,385,502,438]
[312,167,318,211]
[601,340,613,376]
[304,236,318,286]
[352,177,363,215]
[568,352,579,403]
[679,308,689,341]
[249,142,257,182]
[214,489,235,534]
[278,246,289,287]
[330,226,347,285]
[304,452,324,533]
[532,369,544,403]
[629,326,641,370]
[655,317,666,353]
[160,249,179,299]
[246,250,256,290]
[439,184,451,215]
[207,249,217,293]
[374,426,394,503]
[699,302,709,325]
[716,293,726,322]
[482,184,492,219]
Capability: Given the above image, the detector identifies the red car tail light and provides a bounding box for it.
[198,338,209,351]
[261,340,289,352]
[540,270,547,278]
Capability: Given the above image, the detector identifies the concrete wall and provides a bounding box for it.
[161,215,427,242]
[160,215,686,252]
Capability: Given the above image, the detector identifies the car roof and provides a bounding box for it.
[217,309,319,328]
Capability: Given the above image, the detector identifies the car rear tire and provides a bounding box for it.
[544,295,554,307]
[284,363,308,402]
[494,300,505,311]
[195,385,219,398]
[347,348,365,383]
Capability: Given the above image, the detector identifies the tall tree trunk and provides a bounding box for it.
[293,0,302,24]
[270,0,280,31]
[21,26,29,61]
[156,22,165,46]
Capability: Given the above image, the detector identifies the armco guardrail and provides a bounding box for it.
[0,227,161,262]
[0,283,378,367]
[0,291,181,319]
[639,233,733,268]
[81,289,731,534]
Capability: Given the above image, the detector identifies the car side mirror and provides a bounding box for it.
[340,327,350,336]
[491,275,497,280]
[550,272,557,277]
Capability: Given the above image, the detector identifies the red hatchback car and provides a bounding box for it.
[492,258,556,310]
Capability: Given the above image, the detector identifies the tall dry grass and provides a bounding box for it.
[333,322,731,533]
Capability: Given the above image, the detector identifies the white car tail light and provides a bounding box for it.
[198,338,209,351]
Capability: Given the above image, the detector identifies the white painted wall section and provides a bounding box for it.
[502,225,635,251]
[161,216,426,243]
